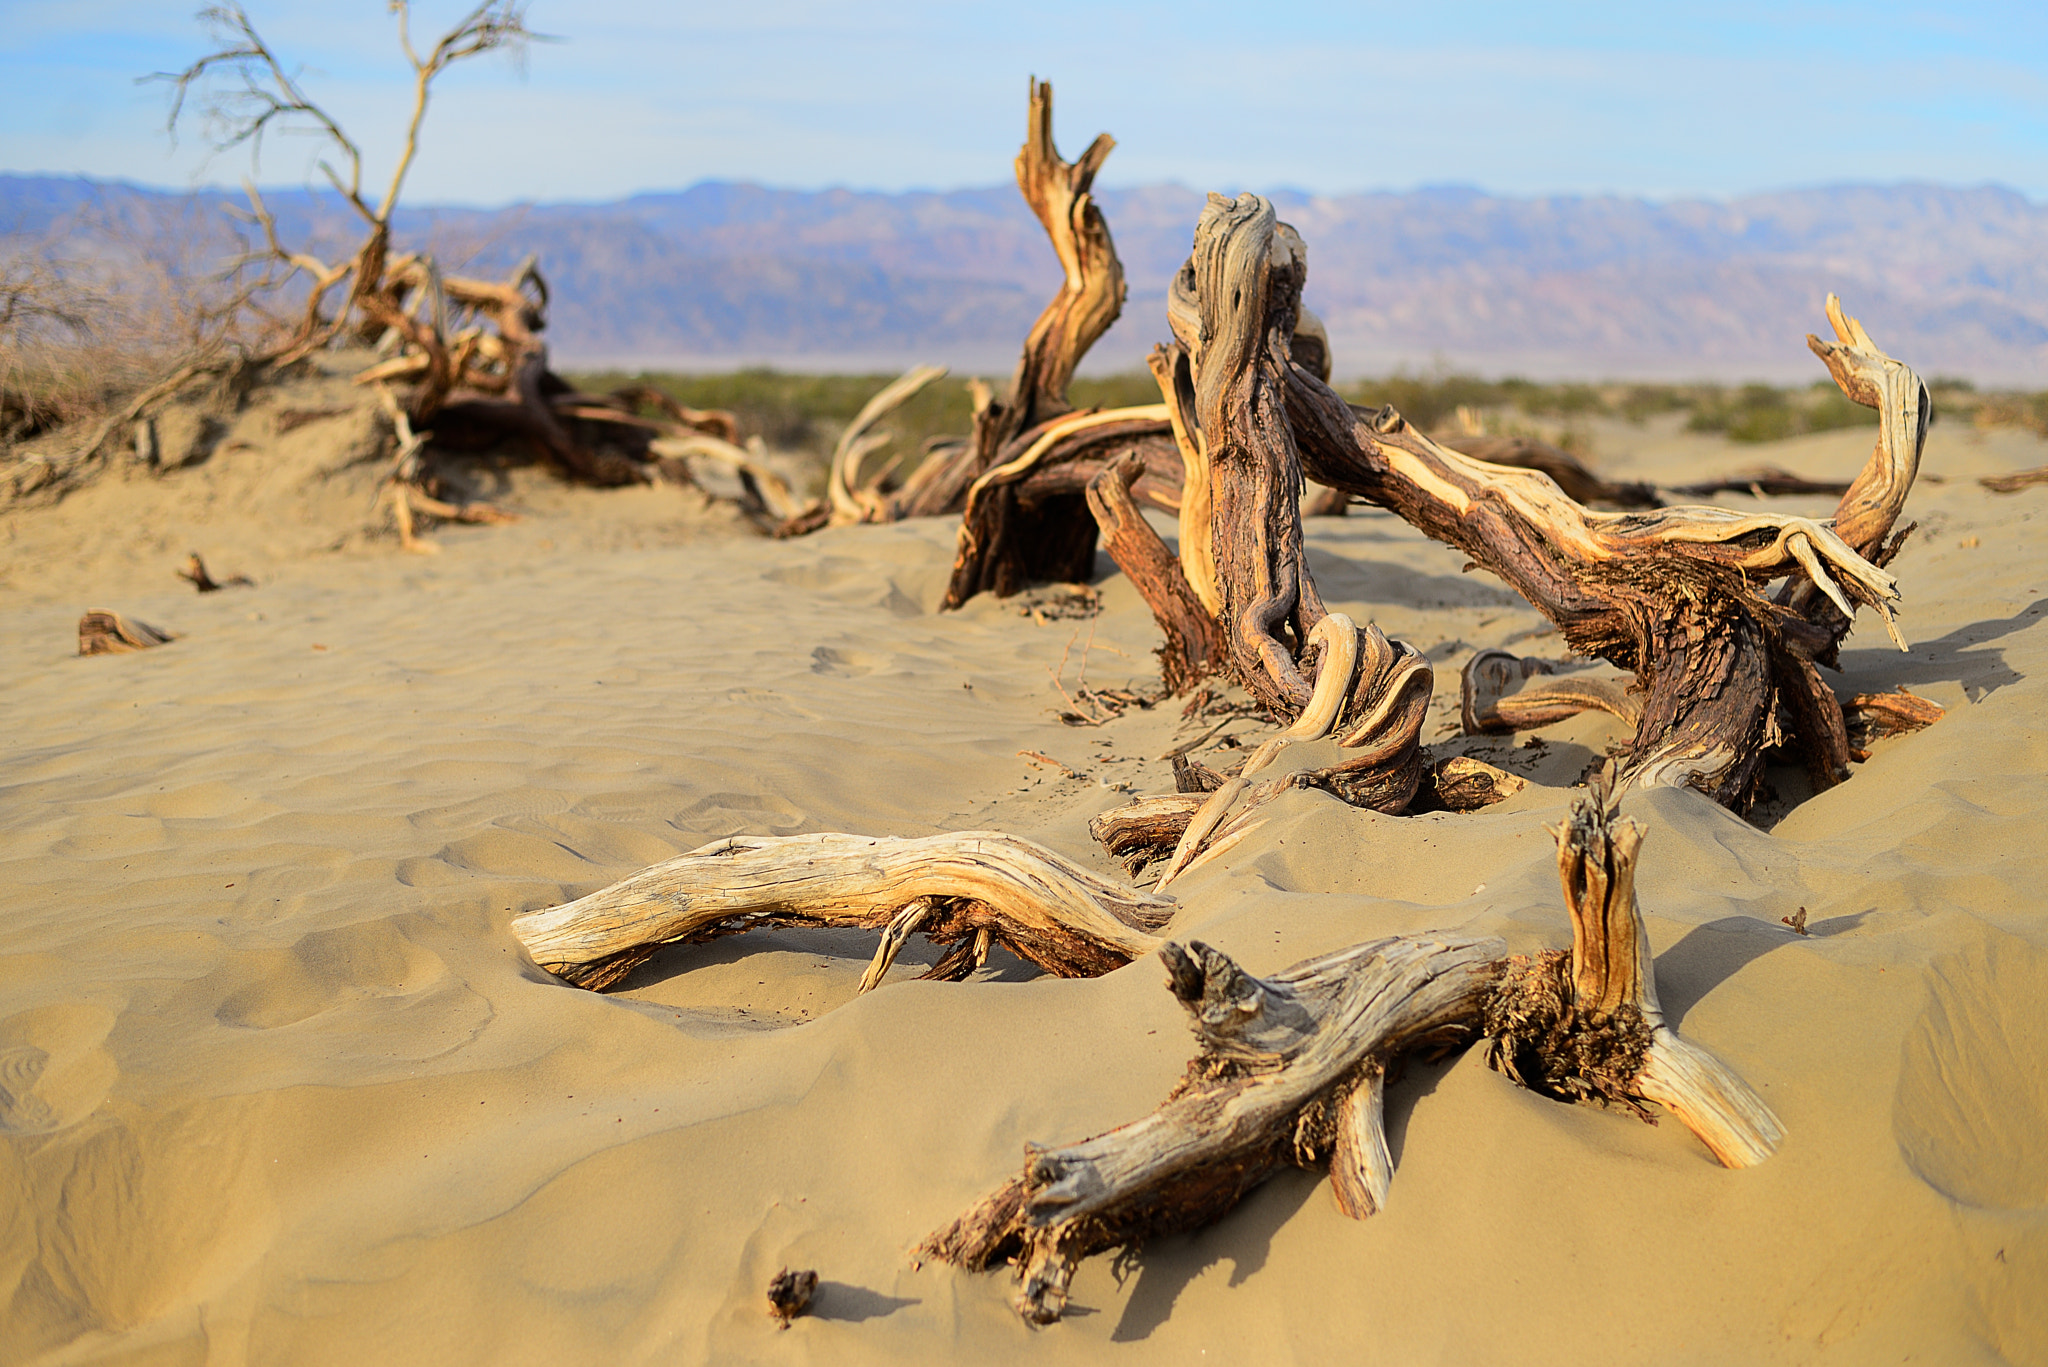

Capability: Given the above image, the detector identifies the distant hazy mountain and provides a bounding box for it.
[5,175,2044,383]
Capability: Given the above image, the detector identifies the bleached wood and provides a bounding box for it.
[1546,792,1784,1167]
[923,933,1503,1323]
[1246,191,1930,805]
[511,830,1170,991]
[1461,649,1642,735]
[825,365,949,525]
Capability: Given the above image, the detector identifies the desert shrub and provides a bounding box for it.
[567,368,1167,473]
[1338,372,1516,432]
[1681,381,1869,444]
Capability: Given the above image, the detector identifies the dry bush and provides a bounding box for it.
[1,188,274,499]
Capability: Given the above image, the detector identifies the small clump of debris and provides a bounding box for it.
[1782,907,1809,936]
[1016,584,1101,624]
[767,1267,818,1328]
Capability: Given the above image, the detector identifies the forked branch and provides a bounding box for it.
[1484,789,1783,1167]
[921,933,1502,1323]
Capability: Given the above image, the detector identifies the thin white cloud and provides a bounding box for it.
[1,0,2043,203]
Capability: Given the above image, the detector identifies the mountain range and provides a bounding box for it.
[5,174,2045,383]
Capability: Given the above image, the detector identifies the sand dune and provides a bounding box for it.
[3,399,2046,1364]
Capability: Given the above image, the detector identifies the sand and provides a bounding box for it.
[3,381,2047,1365]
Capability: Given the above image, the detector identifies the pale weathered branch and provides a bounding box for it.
[1484,790,1783,1167]
[921,932,1502,1323]
[510,830,1171,991]
[78,610,177,655]
[932,790,1781,1325]
[1256,199,1930,806]
[1460,649,1641,735]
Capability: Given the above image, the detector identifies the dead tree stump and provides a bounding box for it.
[1485,790,1784,1167]
[936,80,1182,600]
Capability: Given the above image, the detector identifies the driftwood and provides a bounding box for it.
[1841,687,1944,761]
[1090,749,1526,878]
[78,611,176,655]
[921,932,1502,1323]
[1980,466,2048,494]
[176,552,253,592]
[1163,187,1933,808]
[1086,451,1224,691]
[1051,201,1447,841]
[1674,465,1854,499]
[509,830,1170,991]
[1441,434,1662,509]
[1415,754,1528,811]
[935,81,1183,600]
[1484,791,1784,1167]
[775,80,1182,567]
[925,789,1778,1325]
[351,255,799,532]
[773,365,952,535]
[1460,649,1641,735]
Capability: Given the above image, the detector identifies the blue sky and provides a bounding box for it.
[2,1,2045,206]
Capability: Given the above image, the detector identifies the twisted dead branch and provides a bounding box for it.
[925,789,1778,1325]
[510,830,1170,992]
[1156,186,1932,807]
[769,81,1184,578]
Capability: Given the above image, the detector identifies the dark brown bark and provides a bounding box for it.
[929,790,1782,1325]
[1442,434,1662,508]
[1260,240,1926,807]
[933,79,1152,601]
[1673,465,1852,499]
[1085,452,1223,692]
[1410,755,1528,812]
[944,418,1179,605]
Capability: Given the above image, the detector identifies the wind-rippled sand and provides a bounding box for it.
[3,407,2047,1364]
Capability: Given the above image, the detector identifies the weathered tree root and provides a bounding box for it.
[1980,466,2048,494]
[78,610,177,655]
[1461,649,1944,770]
[509,831,1171,991]
[353,255,797,533]
[1841,687,1944,761]
[773,79,1184,565]
[1225,182,1931,807]
[920,933,1503,1324]
[928,789,1779,1324]
[177,552,253,592]
[1415,755,1528,812]
[1461,648,1642,735]
[1486,790,1784,1167]
[1087,451,1224,692]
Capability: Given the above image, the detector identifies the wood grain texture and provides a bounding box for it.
[1261,229,1929,806]
[922,933,1503,1323]
[510,830,1170,991]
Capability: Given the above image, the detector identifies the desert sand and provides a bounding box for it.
[3,370,2046,1365]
